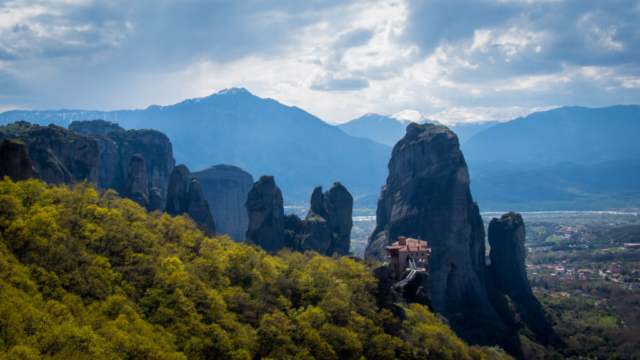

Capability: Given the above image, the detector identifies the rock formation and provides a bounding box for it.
[186,177,216,237]
[148,188,164,212]
[0,138,40,181]
[245,175,285,252]
[68,120,124,135]
[0,121,175,201]
[165,164,190,216]
[94,129,175,198]
[0,122,99,185]
[284,214,303,249]
[189,164,254,242]
[365,122,500,323]
[123,154,149,205]
[488,212,556,344]
[298,183,353,256]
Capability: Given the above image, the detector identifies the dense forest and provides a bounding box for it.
[0,177,512,360]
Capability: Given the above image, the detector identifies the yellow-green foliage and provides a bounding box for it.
[0,178,511,360]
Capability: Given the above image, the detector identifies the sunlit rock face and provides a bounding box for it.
[365,122,500,322]
[245,175,285,252]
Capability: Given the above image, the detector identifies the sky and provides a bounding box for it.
[0,0,639,124]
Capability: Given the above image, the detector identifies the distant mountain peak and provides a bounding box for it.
[390,110,423,123]
[215,87,250,96]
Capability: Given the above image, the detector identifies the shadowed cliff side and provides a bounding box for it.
[0,138,40,182]
[487,213,560,348]
[245,175,285,252]
[190,164,254,242]
[298,183,353,256]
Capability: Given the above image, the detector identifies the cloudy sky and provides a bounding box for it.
[1,0,639,123]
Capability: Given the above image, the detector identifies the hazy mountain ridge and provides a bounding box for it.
[0,89,391,203]
[338,113,498,147]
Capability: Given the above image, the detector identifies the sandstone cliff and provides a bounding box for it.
[190,164,254,242]
[0,138,41,181]
[0,122,99,185]
[123,154,149,201]
[165,164,190,216]
[186,177,217,237]
[245,175,285,252]
[95,129,175,198]
[488,212,556,345]
[69,120,124,135]
[365,122,500,323]
[148,188,164,212]
[298,183,353,256]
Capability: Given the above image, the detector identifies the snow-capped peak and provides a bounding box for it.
[390,110,423,123]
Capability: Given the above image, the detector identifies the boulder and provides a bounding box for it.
[69,120,124,135]
[165,164,190,216]
[189,164,254,242]
[186,177,217,237]
[245,175,285,252]
[365,122,501,323]
[0,138,40,181]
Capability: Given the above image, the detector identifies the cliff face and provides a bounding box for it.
[123,154,149,207]
[0,122,99,185]
[96,129,175,198]
[69,120,124,135]
[0,121,175,202]
[190,164,254,242]
[298,183,353,256]
[148,188,164,212]
[365,123,499,322]
[186,177,217,237]
[0,138,40,181]
[165,164,190,216]
[488,212,556,344]
[245,175,285,252]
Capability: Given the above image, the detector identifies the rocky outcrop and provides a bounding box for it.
[298,183,353,256]
[284,214,303,249]
[0,138,40,181]
[123,154,149,204]
[69,120,124,135]
[365,123,500,323]
[165,164,190,216]
[0,122,99,185]
[190,164,254,242]
[186,177,216,237]
[0,121,175,201]
[148,188,164,212]
[488,212,556,344]
[245,175,285,252]
[95,129,175,198]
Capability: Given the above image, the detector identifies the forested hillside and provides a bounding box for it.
[0,177,510,360]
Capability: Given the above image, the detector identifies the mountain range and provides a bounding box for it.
[2,90,639,211]
[338,113,498,146]
[0,88,390,203]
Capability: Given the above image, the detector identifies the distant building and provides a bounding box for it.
[624,243,640,250]
[555,227,576,236]
[386,236,430,280]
